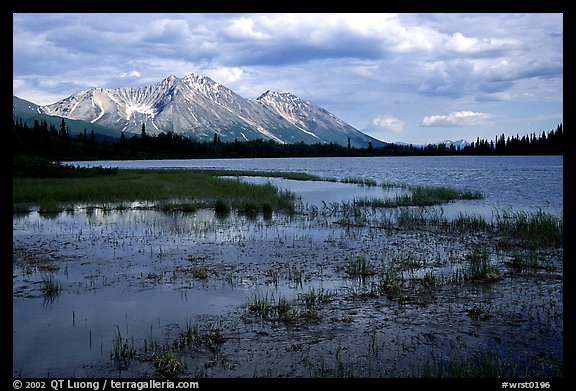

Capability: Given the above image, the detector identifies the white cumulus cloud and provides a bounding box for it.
[370,115,405,132]
[120,70,141,78]
[422,111,493,127]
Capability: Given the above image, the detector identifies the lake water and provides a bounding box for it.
[14,155,564,377]
[70,155,564,218]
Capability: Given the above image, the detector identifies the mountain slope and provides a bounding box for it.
[13,95,40,113]
[34,73,383,147]
[256,90,382,147]
[12,96,124,140]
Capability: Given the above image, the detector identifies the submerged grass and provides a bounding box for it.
[13,169,296,214]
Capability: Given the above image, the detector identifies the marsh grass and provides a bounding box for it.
[396,206,447,227]
[38,200,63,215]
[13,169,296,214]
[217,170,322,182]
[415,351,554,378]
[247,291,275,319]
[247,291,299,323]
[190,266,209,280]
[314,341,561,378]
[158,201,199,213]
[422,270,439,288]
[346,203,561,249]
[346,255,376,277]
[153,346,186,377]
[222,171,379,188]
[287,263,304,287]
[174,321,226,352]
[40,274,61,298]
[356,184,483,209]
[372,267,403,295]
[464,249,500,282]
[450,212,491,232]
[509,251,542,271]
[495,209,563,247]
[111,326,136,370]
[300,287,333,308]
[341,177,378,187]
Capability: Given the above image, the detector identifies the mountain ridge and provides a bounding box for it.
[27,73,384,148]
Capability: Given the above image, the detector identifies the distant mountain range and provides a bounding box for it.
[438,139,471,149]
[13,73,384,148]
[394,139,470,149]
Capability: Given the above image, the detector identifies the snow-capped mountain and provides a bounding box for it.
[390,139,470,149]
[437,139,470,149]
[257,90,380,147]
[36,73,383,147]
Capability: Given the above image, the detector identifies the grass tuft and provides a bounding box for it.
[153,346,186,377]
[111,326,136,370]
[464,249,500,282]
[346,255,376,277]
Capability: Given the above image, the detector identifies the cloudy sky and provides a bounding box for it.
[13,13,563,145]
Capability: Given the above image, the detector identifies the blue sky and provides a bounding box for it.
[12,13,563,145]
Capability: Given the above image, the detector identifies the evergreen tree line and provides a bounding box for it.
[460,124,564,155]
[12,117,564,161]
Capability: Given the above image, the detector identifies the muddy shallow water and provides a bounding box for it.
[13,191,563,378]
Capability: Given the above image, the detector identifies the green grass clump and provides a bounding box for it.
[397,185,483,207]
[464,249,500,282]
[372,267,403,295]
[300,288,333,308]
[247,291,298,323]
[153,346,186,377]
[494,210,562,247]
[346,255,376,277]
[159,201,199,213]
[173,321,226,352]
[450,212,491,232]
[214,199,230,215]
[38,200,63,215]
[215,170,322,181]
[419,352,515,378]
[418,351,562,378]
[111,327,136,370]
[40,275,61,297]
[354,184,483,209]
[510,251,540,271]
[341,177,378,187]
[190,266,209,280]
[13,169,296,214]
